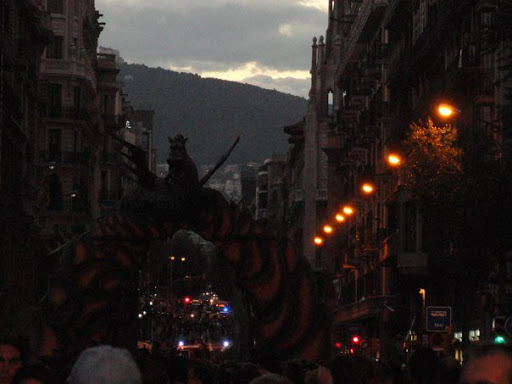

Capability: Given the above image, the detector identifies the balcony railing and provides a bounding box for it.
[103,114,125,130]
[99,152,120,165]
[42,107,93,124]
[39,151,93,167]
[316,189,328,201]
[98,190,122,202]
[333,295,393,324]
[338,0,389,75]
[47,196,91,214]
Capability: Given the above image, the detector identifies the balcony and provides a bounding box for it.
[338,0,390,75]
[98,190,121,203]
[99,152,119,165]
[47,195,90,214]
[39,151,93,168]
[333,295,392,325]
[103,114,125,131]
[397,251,428,275]
[42,107,93,125]
[316,189,328,201]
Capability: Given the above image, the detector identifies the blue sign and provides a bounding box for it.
[426,306,452,332]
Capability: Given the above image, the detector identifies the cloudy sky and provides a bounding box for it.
[95,0,329,98]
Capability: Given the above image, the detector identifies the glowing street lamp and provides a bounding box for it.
[361,182,375,195]
[342,205,355,216]
[335,213,346,223]
[313,236,324,246]
[437,103,460,118]
[387,153,403,167]
[323,225,334,234]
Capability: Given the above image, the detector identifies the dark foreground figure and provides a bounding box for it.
[3,333,511,384]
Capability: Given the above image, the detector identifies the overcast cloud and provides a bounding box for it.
[95,0,328,97]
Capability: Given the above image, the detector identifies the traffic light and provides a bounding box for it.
[494,334,507,344]
[183,296,191,305]
[351,335,361,345]
[492,317,508,345]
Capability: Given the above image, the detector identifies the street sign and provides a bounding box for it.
[426,306,452,332]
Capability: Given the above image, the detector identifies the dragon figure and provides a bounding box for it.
[38,135,330,366]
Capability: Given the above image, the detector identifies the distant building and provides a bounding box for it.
[239,164,257,211]
[255,155,287,235]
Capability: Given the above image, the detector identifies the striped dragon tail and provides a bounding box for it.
[39,185,330,364]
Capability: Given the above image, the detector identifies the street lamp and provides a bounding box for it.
[342,205,355,216]
[323,225,334,235]
[314,236,324,246]
[437,103,460,118]
[335,213,346,223]
[387,153,403,168]
[361,182,375,195]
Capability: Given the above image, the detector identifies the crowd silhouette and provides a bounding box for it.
[1,334,511,384]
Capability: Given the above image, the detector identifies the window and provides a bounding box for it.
[47,0,63,14]
[73,131,79,153]
[46,35,63,59]
[47,174,63,211]
[48,83,62,117]
[48,129,62,162]
[1,4,10,34]
[141,132,150,152]
[73,86,81,111]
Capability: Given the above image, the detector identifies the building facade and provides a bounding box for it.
[0,0,51,332]
[0,0,154,337]
[286,0,511,360]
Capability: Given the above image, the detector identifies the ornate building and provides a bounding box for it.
[0,0,153,338]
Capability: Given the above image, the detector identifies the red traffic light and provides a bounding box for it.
[334,342,342,349]
[183,296,191,304]
[351,335,361,345]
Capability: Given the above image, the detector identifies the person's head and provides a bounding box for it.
[460,344,512,384]
[248,373,293,384]
[326,355,376,384]
[279,359,318,384]
[134,348,167,384]
[408,347,438,384]
[166,355,211,384]
[217,361,268,384]
[11,362,54,384]
[66,345,141,384]
[0,337,28,384]
[438,356,461,384]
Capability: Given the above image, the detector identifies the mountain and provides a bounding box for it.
[118,63,308,166]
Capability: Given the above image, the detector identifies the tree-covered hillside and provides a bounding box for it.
[118,63,308,166]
